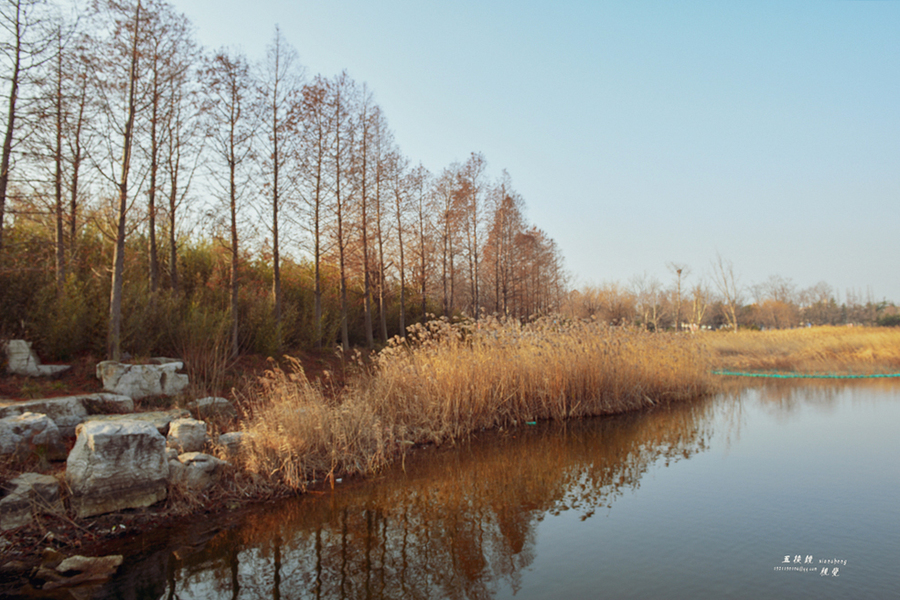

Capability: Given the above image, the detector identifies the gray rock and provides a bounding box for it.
[56,554,123,575]
[96,360,189,399]
[187,396,237,419]
[0,473,62,531]
[2,340,70,377]
[0,394,134,438]
[0,412,67,460]
[217,432,245,459]
[66,421,168,518]
[81,408,189,437]
[175,452,228,490]
[167,418,208,453]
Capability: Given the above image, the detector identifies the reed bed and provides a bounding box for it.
[239,317,711,490]
[701,326,900,374]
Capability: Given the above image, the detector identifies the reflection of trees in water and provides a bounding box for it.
[150,400,716,600]
[729,378,900,417]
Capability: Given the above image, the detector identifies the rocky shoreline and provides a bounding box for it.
[1,341,258,595]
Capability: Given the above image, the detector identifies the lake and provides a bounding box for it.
[60,380,900,599]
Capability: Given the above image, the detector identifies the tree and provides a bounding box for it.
[104,0,143,361]
[0,0,52,254]
[259,25,302,348]
[483,171,525,315]
[369,105,391,341]
[410,162,431,323]
[161,20,201,292]
[355,83,374,347]
[202,48,256,358]
[666,262,689,332]
[328,70,354,351]
[388,149,410,335]
[141,0,194,294]
[458,152,486,318]
[711,253,742,332]
[296,75,332,348]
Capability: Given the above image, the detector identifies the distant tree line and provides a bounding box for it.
[564,257,898,331]
[0,0,567,360]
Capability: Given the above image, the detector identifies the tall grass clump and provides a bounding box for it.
[240,317,711,490]
[239,358,394,490]
[367,317,710,444]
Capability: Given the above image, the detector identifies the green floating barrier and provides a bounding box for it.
[711,370,900,379]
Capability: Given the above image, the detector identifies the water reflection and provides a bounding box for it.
[81,380,899,599]
[83,398,713,600]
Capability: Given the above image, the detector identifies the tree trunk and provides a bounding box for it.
[108,0,142,361]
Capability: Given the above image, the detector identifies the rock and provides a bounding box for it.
[217,432,244,459]
[0,394,134,439]
[39,554,124,591]
[66,421,168,518]
[56,554,123,575]
[165,447,178,461]
[0,473,62,531]
[81,408,189,437]
[167,458,186,483]
[187,396,237,419]
[174,452,228,490]
[96,360,189,399]
[167,418,207,453]
[0,412,67,460]
[2,339,70,377]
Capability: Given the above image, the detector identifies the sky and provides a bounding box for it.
[170,0,900,303]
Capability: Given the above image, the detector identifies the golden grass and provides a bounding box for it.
[701,326,900,374]
[238,317,711,490]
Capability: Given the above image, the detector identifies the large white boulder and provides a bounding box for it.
[0,472,62,531]
[2,339,70,377]
[96,360,189,399]
[0,412,67,460]
[66,421,168,518]
[81,408,189,437]
[167,418,208,453]
[0,394,134,438]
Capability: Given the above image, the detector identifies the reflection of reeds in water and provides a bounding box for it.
[168,398,715,599]
[703,326,900,374]
[240,317,711,489]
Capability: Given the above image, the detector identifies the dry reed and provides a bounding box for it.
[701,326,900,374]
[239,317,711,490]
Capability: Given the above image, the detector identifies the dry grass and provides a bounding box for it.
[701,326,900,374]
[239,317,711,490]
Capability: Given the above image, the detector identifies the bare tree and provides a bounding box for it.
[259,25,302,348]
[0,0,52,254]
[328,70,354,351]
[666,262,690,332]
[711,253,742,332]
[103,0,143,360]
[388,149,410,336]
[296,75,332,348]
[202,48,256,358]
[458,152,486,319]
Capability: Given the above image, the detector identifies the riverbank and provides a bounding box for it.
[5,322,897,591]
[238,317,711,490]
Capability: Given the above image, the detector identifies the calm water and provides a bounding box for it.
[75,381,900,598]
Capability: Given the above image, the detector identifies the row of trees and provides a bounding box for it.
[0,0,567,359]
[565,258,898,331]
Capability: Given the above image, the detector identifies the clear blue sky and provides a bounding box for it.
[171,0,900,303]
